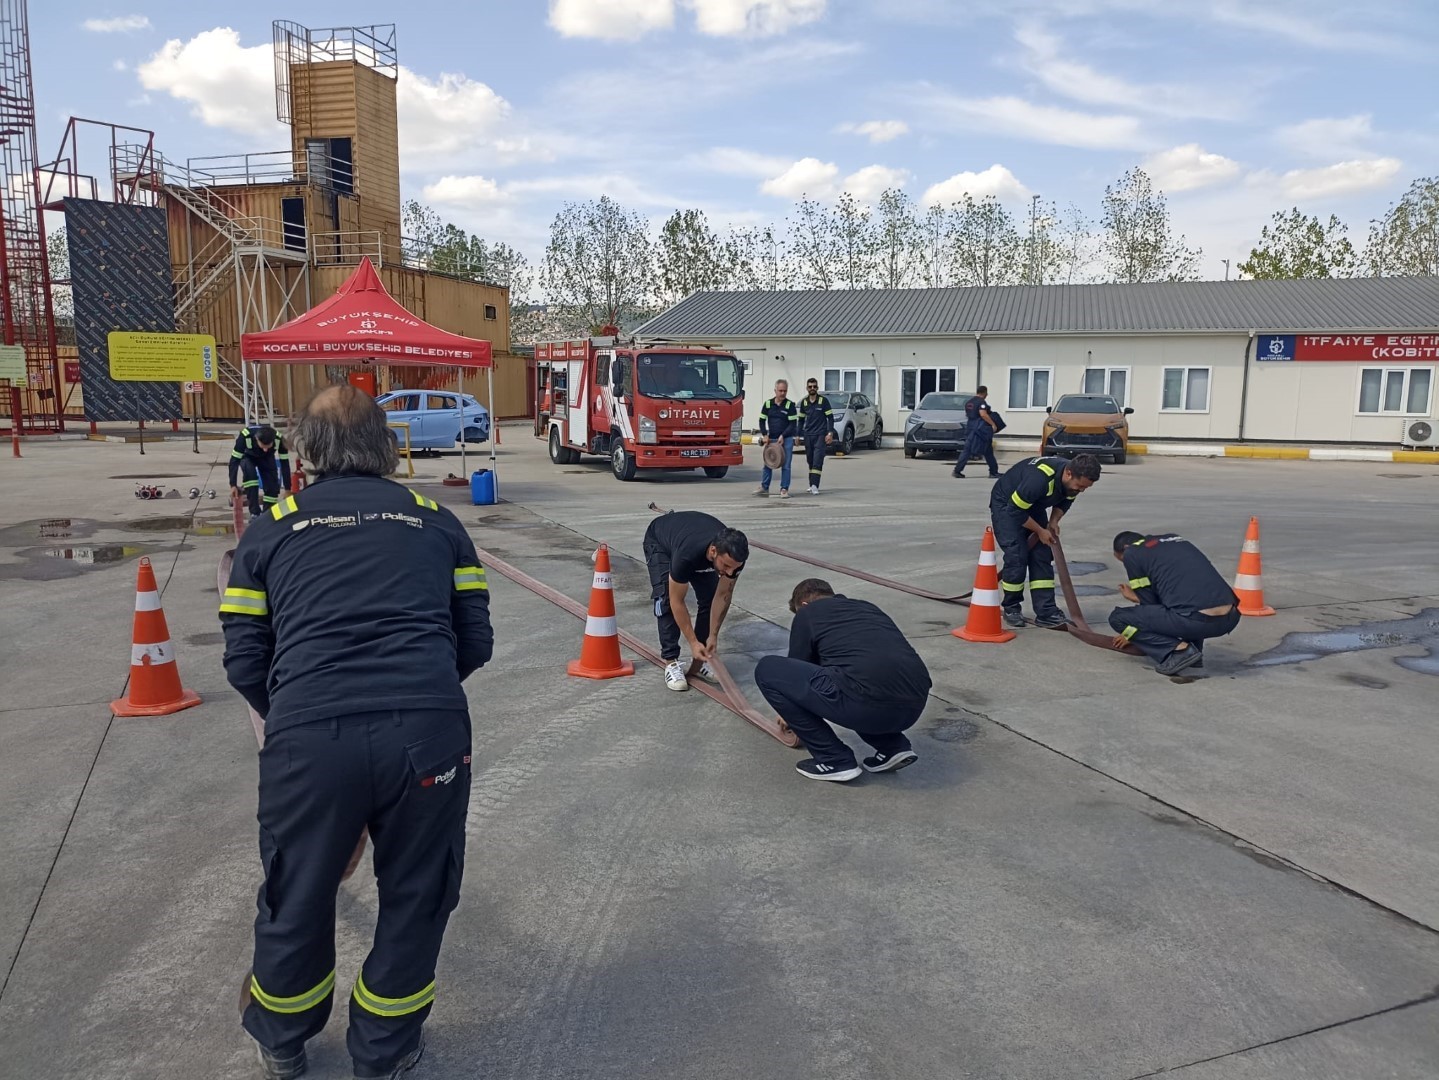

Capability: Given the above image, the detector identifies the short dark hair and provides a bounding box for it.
[1067,453,1102,481]
[293,385,400,478]
[1113,530,1144,553]
[711,527,749,564]
[976,385,988,395]
[789,577,834,613]
[255,425,277,445]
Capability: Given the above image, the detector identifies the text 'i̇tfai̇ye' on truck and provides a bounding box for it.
[534,337,747,482]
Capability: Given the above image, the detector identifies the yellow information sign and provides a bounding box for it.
[107,332,218,382]
[0,344,25,385]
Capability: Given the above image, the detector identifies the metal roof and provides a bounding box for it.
[635,277,1439,339]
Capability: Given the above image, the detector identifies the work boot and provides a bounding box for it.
[256,1045,308,1080]
[354,1034,425,1079]
[1002,608,1026,629]
[1033,611,1070,629]
[1156,646,1202,676]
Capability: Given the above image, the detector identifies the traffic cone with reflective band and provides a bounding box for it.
[111,557,203,716]
[953,527,1016,643]
[567,545,635,680]
[1233,516,1275,616]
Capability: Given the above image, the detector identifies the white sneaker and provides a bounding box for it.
[664,660,689,691]
[808,485,819,495]
[694,661,719,683]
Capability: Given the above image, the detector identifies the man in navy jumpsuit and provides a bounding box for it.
[1108,531,1241,675]
[221,386,493,1079]
[952,386,999,479]
[797,378,836,494]
[229,425,293,517]
[989,454,1101,629]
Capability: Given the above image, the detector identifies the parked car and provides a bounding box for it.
[1041,393,1132,464]
[827,391,884,453]
[903,391,974,458]
[376,390,491,450]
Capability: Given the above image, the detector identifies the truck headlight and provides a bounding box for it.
[638,415,657,445]
[730,418,742,443]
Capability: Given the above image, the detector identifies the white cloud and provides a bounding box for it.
[1141,144,1241,193]
[549,0,825,38]
[421,175,509,205]
[83,15,151,33]
[112,59,128,71]
[760,157,839,198]
[915,91,1146,151]
[138,28,281,137]
[921,164,1029,206]
[1206,1,1409,53]
[1276,115,1375,161]
[837,119,908,144]
[842,164,910,201]
[1274,158,1403,200]
[398,71,510,159]
[687,146,793,177]
[685,0,826,36]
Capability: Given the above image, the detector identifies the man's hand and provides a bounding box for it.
[1110,634,1131,650]
[758,435,768,446]
[691,638,714,663]
[1119,582,1139,603]
[1034,526,1055,546]
[825,432,834,444]
[229,486,241,505]
[1048,521,1061,541]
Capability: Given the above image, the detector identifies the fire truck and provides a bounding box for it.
[534,337,746,481]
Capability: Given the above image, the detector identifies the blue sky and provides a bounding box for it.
[35,1,1439,280]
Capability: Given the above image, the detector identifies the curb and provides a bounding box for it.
[990,437,1439,465]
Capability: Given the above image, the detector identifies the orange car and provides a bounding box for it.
[1040,393,1133,464]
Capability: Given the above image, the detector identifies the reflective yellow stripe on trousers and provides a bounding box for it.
[352,973,435,1017]
[250,971,336,1014]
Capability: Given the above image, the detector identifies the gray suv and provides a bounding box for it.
[903,391,974,457]
[828,391,883,453]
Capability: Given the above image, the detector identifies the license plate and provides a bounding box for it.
[680,449,711,458]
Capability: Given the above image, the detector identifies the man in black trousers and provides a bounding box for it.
[755,578,932,782]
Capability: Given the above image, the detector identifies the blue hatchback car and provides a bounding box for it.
[376,390,491,450]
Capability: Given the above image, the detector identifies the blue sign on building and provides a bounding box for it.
[1257,334,1295,361]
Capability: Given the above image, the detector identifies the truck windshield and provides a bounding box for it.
[636,353,742,400]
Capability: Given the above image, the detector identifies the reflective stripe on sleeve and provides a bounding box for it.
[231,449,244,459]
[1128,577,1151,589]
[241,480,260,489]
[250,971,335,1015]
[352,973,435,1018]
[1036,462,1055,477]
[410,490,440,512]
[270,495,299,520]
[1010,490,1033,510]
[1121,625,1138,640]
[454,566,488,592]
[220,587,269,616]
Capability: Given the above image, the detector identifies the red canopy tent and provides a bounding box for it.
[240,257,496,479]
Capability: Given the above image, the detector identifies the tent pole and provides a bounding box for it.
[457,365,466,478]
[488,366,497,484]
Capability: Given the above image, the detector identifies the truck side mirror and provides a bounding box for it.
[611,366,625,399]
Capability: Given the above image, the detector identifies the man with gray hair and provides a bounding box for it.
[221,385,493,1079]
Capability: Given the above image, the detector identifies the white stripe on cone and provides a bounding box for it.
[1241,540,1261,554]
[135,591,162,611]
[585,615,618,637]
[592,572,612,589]
[971,588,1003,607]
[132,641,174,665]
[1234,573,1263,590]
[979,549,997,566]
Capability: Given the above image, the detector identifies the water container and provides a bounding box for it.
[471,469,497,505]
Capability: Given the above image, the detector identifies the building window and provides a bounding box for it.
[899,367,958,410]
[1082,367,1129,406]
[1161,367,1210,412]
[824,368,877,398]
[1007,367,1052,410]
[484,304,498,320]
[1358,367,1433,415]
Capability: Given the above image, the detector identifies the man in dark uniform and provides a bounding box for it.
[754,380,799,498]
[990,453,1102,629]
[798,378,836,494]
[642,510,749,691]
[952,386,999,479]
[221,386,493,1080]
[229,425,293,518]
[755,578,932,782]
[1108,531,1241,675]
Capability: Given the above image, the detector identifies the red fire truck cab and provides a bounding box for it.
[535,338,746,481]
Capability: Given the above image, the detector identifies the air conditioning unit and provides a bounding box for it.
[1400,418,1435,449]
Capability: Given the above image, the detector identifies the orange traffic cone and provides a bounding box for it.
[1233,516,1275,616]
[953,527,1017,643]
[567,545,635,679]
[111,557,203,716]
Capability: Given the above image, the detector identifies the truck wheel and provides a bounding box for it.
[903,445,917,459]
[549,428,574,464]
[611,443,637,481]
[840,426,855,455]
[703,466,729,478]
[870,420,883,450]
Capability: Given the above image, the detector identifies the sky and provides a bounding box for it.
[33,0,1439,282]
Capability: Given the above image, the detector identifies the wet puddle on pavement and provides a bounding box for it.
[1245,608,1439,677]
[0,516,227,580]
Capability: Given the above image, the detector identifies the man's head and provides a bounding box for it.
[975,385,988,398]
[706,527,749,579]
[1112,530,1144,561]
[255,425,277,450]
[773,379,788,401]
[788,577,835,613]
[805,378,819,398]
[1062,453,1102,494]
[293,384,400,478]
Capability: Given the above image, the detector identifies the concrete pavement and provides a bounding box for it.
[1,432,1436,1078]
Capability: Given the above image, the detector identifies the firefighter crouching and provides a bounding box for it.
[229,425,292,518]
[220,385,493,1080]
[989,453,1102,630]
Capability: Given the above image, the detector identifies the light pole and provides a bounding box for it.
[1222,259,1231,281]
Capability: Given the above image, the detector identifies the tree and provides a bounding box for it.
[873,188,922,289]
[949,195,1022,287]
[787,196,840,290]
[1044,202,1096,285]
[1363,177,1439,277]
[655,209,734,303]
[1238,209,1357,279]
[915,203,951,288]
[728,224,791,291]
[541,196,655,333]
[1099,167,1201,282]
[48,223,72,322]
[832,192,879,289]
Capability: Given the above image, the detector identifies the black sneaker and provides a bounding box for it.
[862,749,918,773]
[951,471,966,479]
[796,759,862,782]
[1156,647,1202,676]
[1002,608,1026,629]
[1033,612,1070,629]
[355,1034,425,1080]
[256,1045,307,1080]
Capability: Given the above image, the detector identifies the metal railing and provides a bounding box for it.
[183,150,357,192]
[398,235,507,287]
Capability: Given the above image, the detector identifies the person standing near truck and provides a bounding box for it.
[798,378,836,494]
[755,380,799,499]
